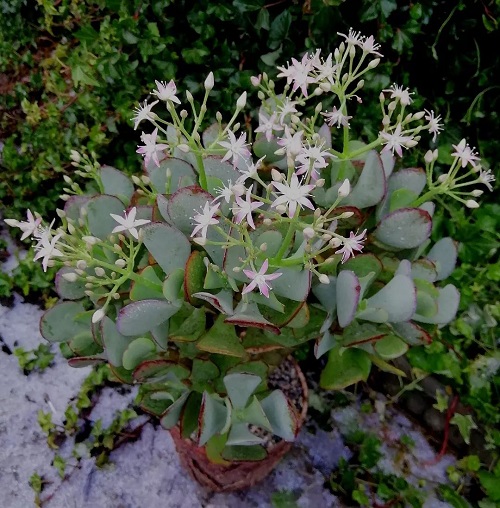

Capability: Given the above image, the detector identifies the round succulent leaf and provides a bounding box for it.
[366,274,416,323]
[314,331,338,359]
[55,267,86,300]
[68,330,102,357]
[146,157,196,194]
[169,306,206,342]
[252,230,283,258]
[227,361,269,392]
[160,392,190,430]
[40,301,89,343]
[253,134,285,164]
[202,123,221,148]
[100,316,133,367]
[130,266,164,301]
[99,165,134,205]
[343,150,387,209]
[197,315,247,357]
[415,290,439,317]
[198,392,230,446]
[167,185,214,235]
[223,373,262,409]
[411,259,438,282]
[271,267,311,302]
[373,335,409,360]
[392,321,431,345]
[312,276,337,313]
[260,390,297,441]
[374,208,432,250]
[68,356,106,368]
[320,346,372,390]
[122,337,156,370]
[426,237,458,281]
[142,223,191,277]
[340,253,383,279]
[380,150,395,177]
[85,194,126,239]
[258,294,302,327]
[336,270,361,328]
[286,302,310,329]
[317,122,332,149]
[133,359,181,383]
[64,195,91,222]
[202,156,240,187]
[184,251,207,304]
[415,284,460,325]
[117,299,181,336]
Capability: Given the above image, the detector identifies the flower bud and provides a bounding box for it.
[177,144,190,153]
[82,236,99,245]
[412,111,425,120]
[263,218,273,226]
[271,168,282,182]
[329,237,342,248]
[63,175,72,184]
[320,81,331,92]
[233,122,241,132]
[180,109,188,119]
[67,223,76,234]
[70,150,81,163]
[257,91,265,101]
[339,211,354,219]
[132,175,141,185]
[303,227,315,239]
[185,90,194,102]
[437,174,448,183]
[141,175,150,185]
[236,92,247,110]
[471,189,483,197]
[204,72,214,91]
[424,150,435,164]
[275,204,287,215]
[465,199,479,209]
[337,178,351,197]
[260,242,267,251]
[193,237,206,246]
[315,102,323,114]
[313,87,323,96]
[231,183,246,196]
[115,259,127,268]
[232,266,241,273]
[319,274,330,284]
[92,309,105,324]
[95,267,105,277]
[315,178,325,188]
[250,75,262,87]
[368,58,380,69]
[62,272,78,282]
[76,260,87,270]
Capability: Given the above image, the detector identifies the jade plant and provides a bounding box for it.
[6,29,494,462]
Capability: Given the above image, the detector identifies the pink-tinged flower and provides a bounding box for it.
[136,128,169,167]
[212,180,244,204]
[272,173,315,217]
[451,138,480,168]
[191,202,220,240]
[250,74,262,87]
[131,100,159,130]
[151,80,181,104]
[242,259,282,298]
[276,126,303,158]
[236,157,265,185]
[335,229,367,263]
[424,109,443,142]
[277,98,299,125]
[337,28,364,46]
[219,130,251,168]
[313,53,338,83]
[296,141,333,180]
[255,112,283,142]
[478,167,495,191]
[361,35,383,57]
[34,231,63,272]
[4,209,42,240]
[384,84,414,106]
[232,188,263,229]
[277,53,316,97]
[322,106,352,128]
[110,207,151,240]
[380,124,414,157]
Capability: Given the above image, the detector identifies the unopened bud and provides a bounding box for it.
[263,218,273,226]
[70,150,81,162]
[185,90,194,102]
[232,266,241,273]
[271,168,282,182]
[115,259,127,268]
[177,144,190,153]
[193,237,206,246]
[338,178,351,197]
[314,208,322,218]
[92,309,105,324]
[67,223,76,234]
[95,267,105,277]
[368,58,380,69]
[141,175,150,185]
[329,237,342,248]
[233,122,241,132]
[413,111,425,120]
[290,114,300,124]
[63,175,72,184]
[236,92,247,110]
[313,87,323,96]
[303,227,315,239]
[388,101,397,112]
[250,75,261,87]
[132,175,141,185]
[180,109,188,119]
[320,81,331,92]
[275,205,287,215]
[319,274,330,284]
[437,174,448,183]
[204,72,214,91]
[260,242,267,251]
[315,102,323,114]
[82,236,99,245]
[339,211,354,219]
[315,178,325,188]
[76,260,87,270]
[62,272,78,282]
[471,189,483,197]
[465,199,479,209]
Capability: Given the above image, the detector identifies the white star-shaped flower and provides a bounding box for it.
[384,84,414,106]
[131,100,159,130]
[151,80,181,104]
[361,35,383,57]
[337,28,364,46]
[477,167,495,192]
[4,209,42,240]
[380,124,415,157]
[232,188,263,229]
[424,110,443,142]
[296,141,333,180]
[335,229,367,263]
[110,207,151,240]
[191,202,220,240]
[242,259,282,298]
[34,231,63,272]
[136,127,169,167]
[272,173,316,218]
[277,53,317,97]
[219,130,251,168]
[321,106,352,128]
[277,98,299,125]
[451,138,480,168]
[276,126,304,158]
[255,112,283,142]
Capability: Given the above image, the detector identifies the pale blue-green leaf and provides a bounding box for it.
[224,373,261,409]
[100,316,133,367]
[336,270,361,328]
[374,208,432,249]
[122,337,156,370]
[100,165,134,205]
[260,390,296,441]
[117,299,181,336]
[86,195,126,239]
[426,237,458,281]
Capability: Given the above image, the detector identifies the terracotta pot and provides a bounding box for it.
[170,357,308,492]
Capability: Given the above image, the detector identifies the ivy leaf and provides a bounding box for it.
[433,389,449,413]
[450,414,478,445]
[72,66,100,87]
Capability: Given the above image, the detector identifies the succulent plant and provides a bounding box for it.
[6,29,493,461]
